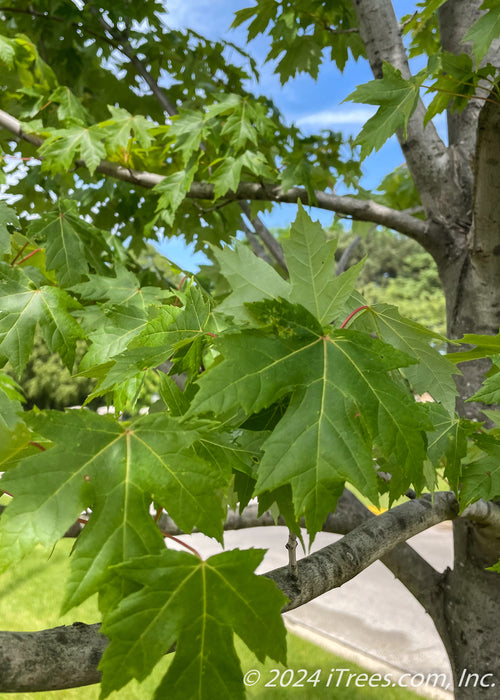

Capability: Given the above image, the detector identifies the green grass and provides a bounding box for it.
[0,540,417,699]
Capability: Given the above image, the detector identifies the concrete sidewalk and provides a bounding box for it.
[175,521,454,698]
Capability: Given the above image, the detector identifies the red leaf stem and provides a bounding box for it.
[340,305,370,329]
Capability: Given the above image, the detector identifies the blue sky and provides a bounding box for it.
[157,1,431,269]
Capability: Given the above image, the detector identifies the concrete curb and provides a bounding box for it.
[285,616,454,700]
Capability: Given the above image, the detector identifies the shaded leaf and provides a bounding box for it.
[0,263,83,374]
[100,548,287,699]
[0,410,229,601]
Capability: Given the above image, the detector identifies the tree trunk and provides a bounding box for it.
[431,199,500,698]
[436,520,500,699]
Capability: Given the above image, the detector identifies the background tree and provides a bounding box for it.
[0,2,499,699]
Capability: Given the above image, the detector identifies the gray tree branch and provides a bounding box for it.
[238,201,288,271]
[266,492,458,611]
[0,622,106,692]
[0,108,430,243]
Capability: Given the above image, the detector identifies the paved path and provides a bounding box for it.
[175,521,454,698]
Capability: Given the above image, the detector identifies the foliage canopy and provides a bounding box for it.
[0,1,500,698]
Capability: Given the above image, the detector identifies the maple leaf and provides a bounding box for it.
[0,411,229,605]
[210,156,244,199]
[100,548,287,699]
[426,403,476,492]
[154,164,198,226]
[460,433,500,507]
[190,299,428,533]
[99,285,214,386]
[284,203,365,325]
[0,263,83,374]
[99,105,154,152]
[49,86,91,126]
[213,241,290,321]
[132,286,211,351]
[27,201,110,286]
[467,354,500,404]
[71,265,174,306]
[345,62,422,158]
[359,303,459,414]
[38,124,106,174]
[464,0,500,61]
[169,110,206,164]
[78,301,156,370]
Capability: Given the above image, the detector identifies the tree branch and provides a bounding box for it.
[265,491,458,611]
[0,108,430,243]
[0,622,106,691]
[238,200,288,271]
[239,220,274,265]
[335,234,362,276]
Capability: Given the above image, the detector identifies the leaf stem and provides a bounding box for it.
[10,242,29,266]
[161,531,202,559]
[16,249,42,266]
[340,305,370,329]
[29,441,46,451]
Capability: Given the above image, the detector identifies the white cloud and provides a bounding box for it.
[295,107,376,129]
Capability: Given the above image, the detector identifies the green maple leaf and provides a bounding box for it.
[82,347,171,408]
[210,156,244,199]
[169,110,206,164]
[426,403,476,492]
[0,410,229,603]
[271,35,323,84]
[345,62,422,158]
[99,105,154,152]
[100,548,287,699]
[49,86,91,126]
[38,124,106,174]
[190,299,428,533]
[464,0,500,61]
[213,241,290,321]
[468,355,500,403]
[220,101,259,147]
[71,266,174,306]
[0,201,19,257]
[231,0,277,39]
[79,300,156,370]
[424,53,479,126]
[27,201,93,286]
[0,262,83,374]
[154,164,198,226]
[132,286,211,351]
[284,203,365,325]
[359,303,459,414]
[126,285,213,382]
[460,433,500,507]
